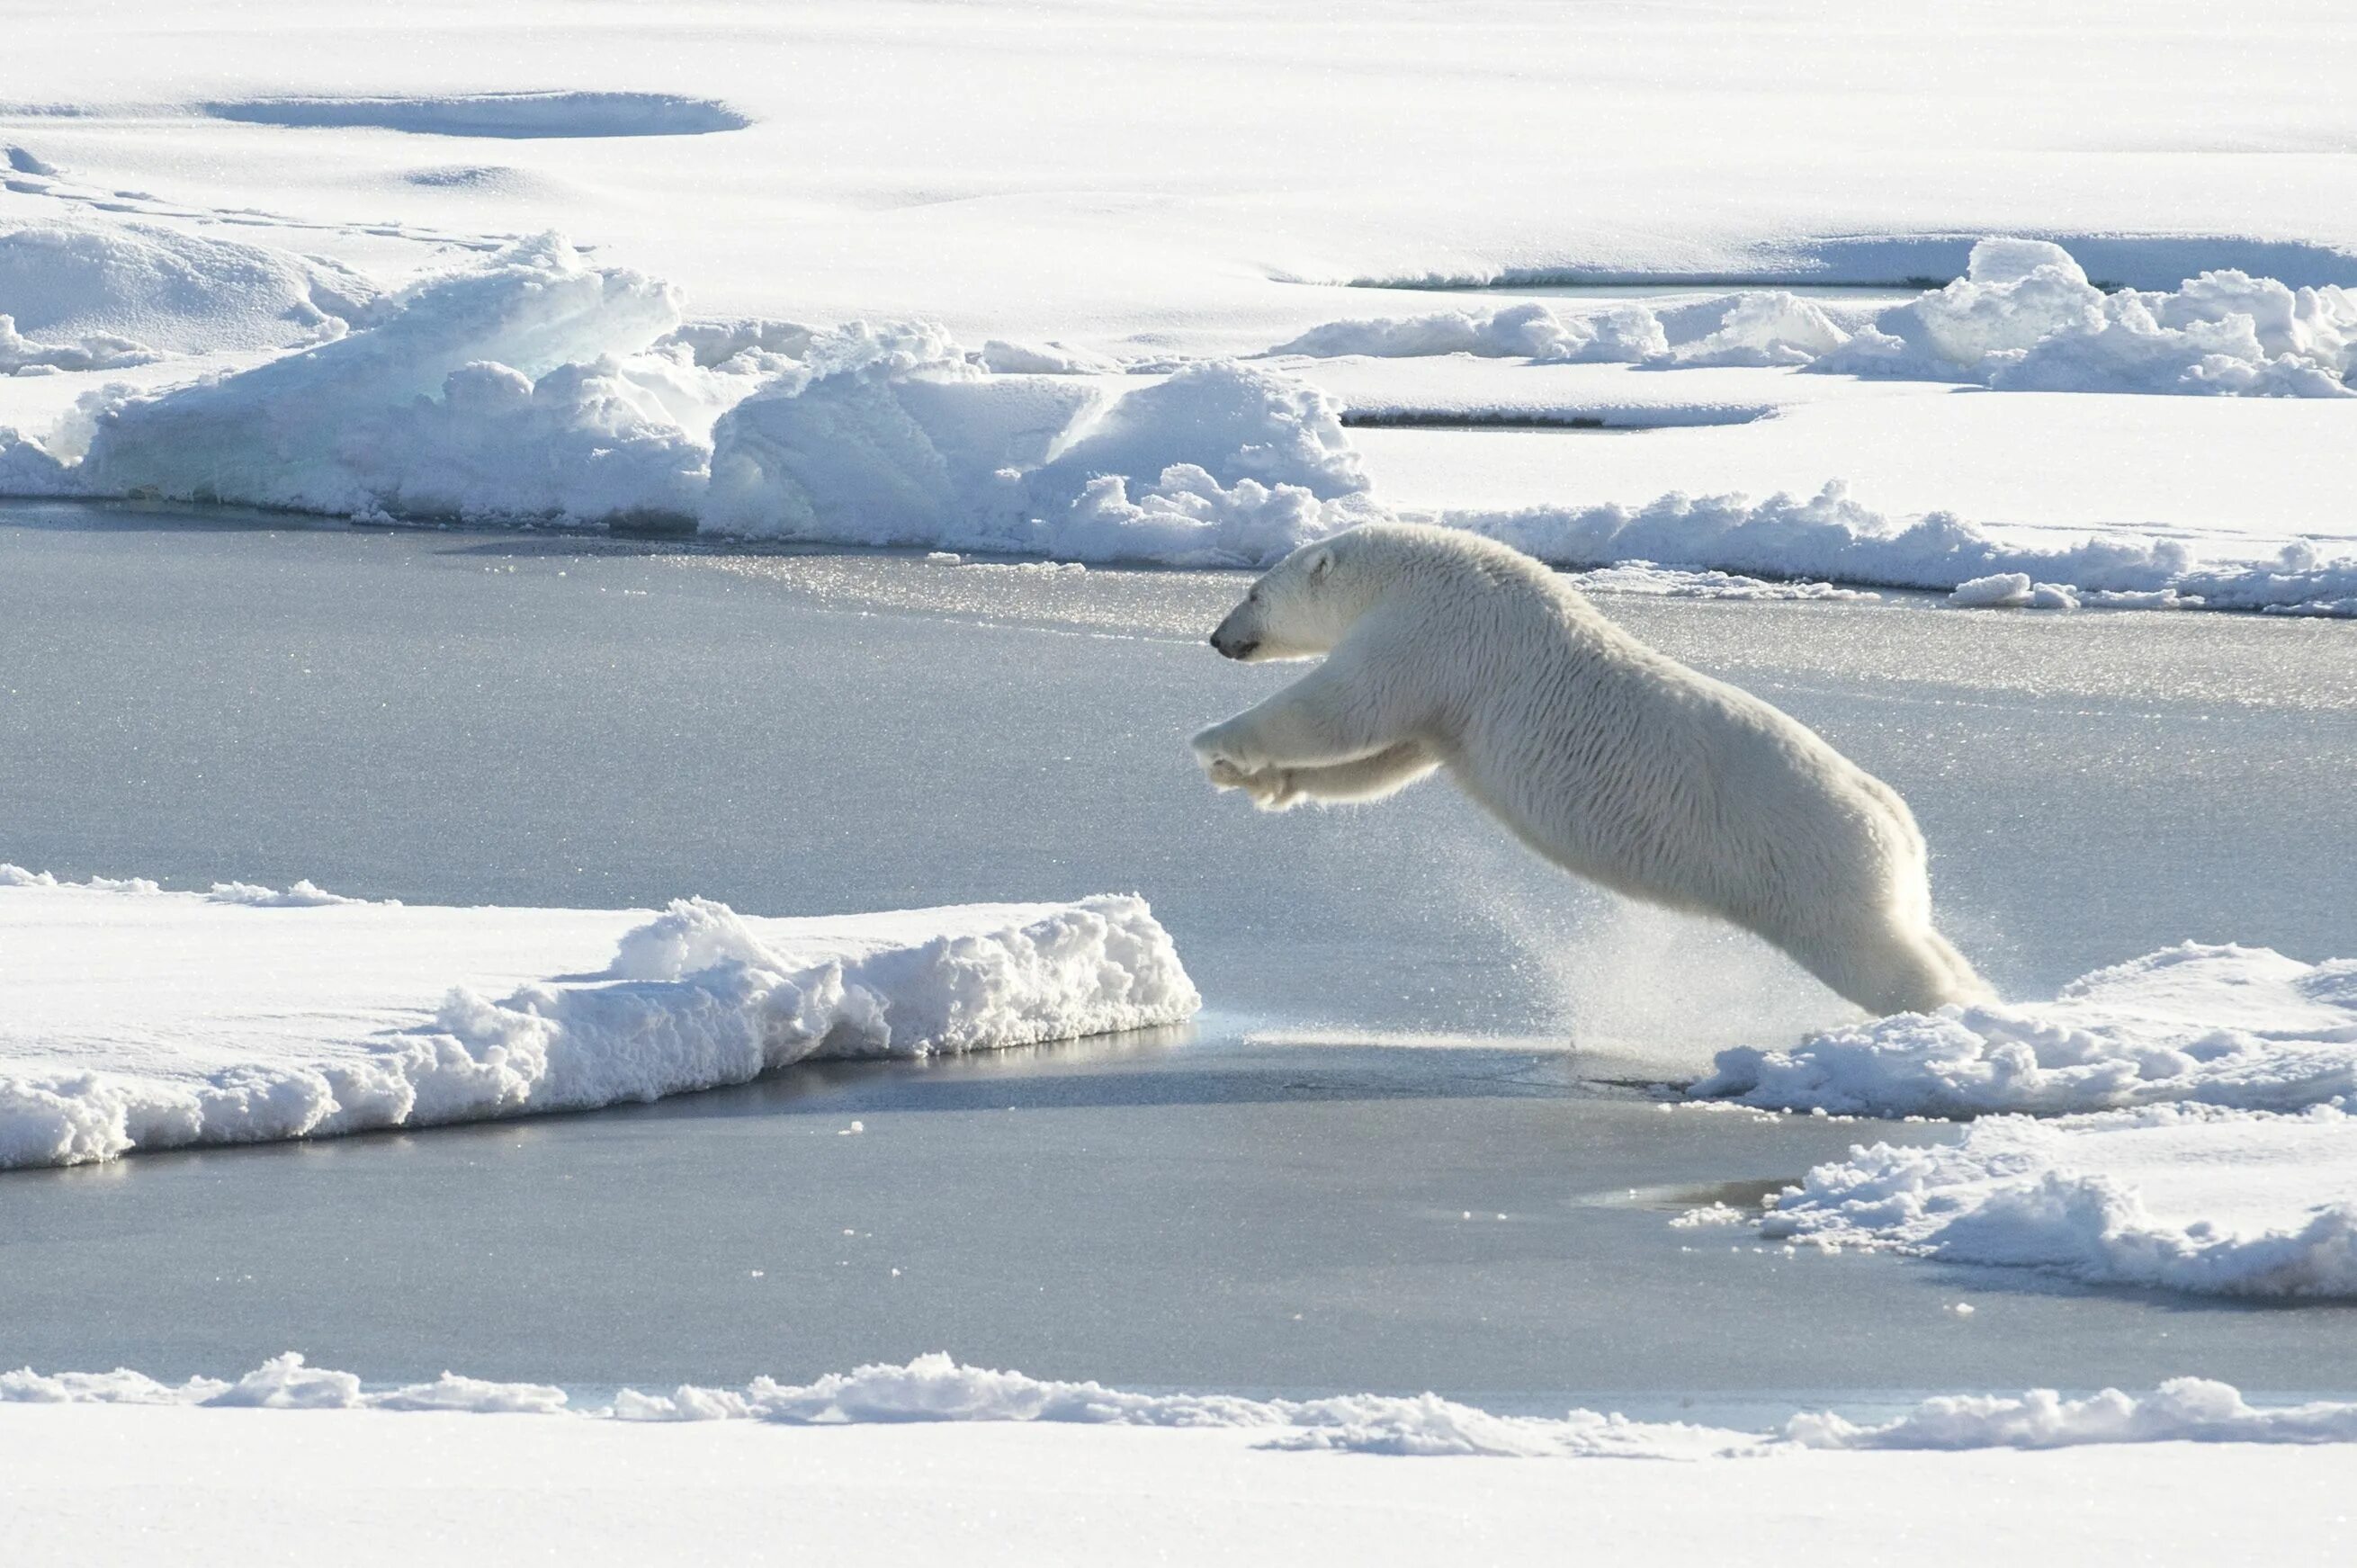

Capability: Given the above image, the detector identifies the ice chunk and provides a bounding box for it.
[0,870,1199,1169]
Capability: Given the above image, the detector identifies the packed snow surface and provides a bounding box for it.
[0,868,1197,1169]
[10,1350,2357,1457]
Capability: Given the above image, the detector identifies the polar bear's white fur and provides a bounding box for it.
[1191,523,1988,1016]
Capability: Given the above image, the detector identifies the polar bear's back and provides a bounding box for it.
[1362,527,1929,930]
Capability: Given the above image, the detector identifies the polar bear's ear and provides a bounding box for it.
[1307,546,1336,581]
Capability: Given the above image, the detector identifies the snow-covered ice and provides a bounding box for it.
[0,869,1197,1169]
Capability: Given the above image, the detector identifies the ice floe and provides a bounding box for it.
[9,1349,2357,1456]
[0,868,1197,1169]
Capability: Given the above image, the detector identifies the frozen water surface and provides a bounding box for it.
[2,501,2353,1416]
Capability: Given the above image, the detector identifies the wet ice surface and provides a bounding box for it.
[3,501,2354,1417]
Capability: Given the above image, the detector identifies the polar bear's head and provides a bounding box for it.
[1208,534,1367,661]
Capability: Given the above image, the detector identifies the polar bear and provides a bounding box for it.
[1190,523,1989,1016]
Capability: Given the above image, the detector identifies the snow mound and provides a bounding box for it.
[202,92,751,139]
[12,1350,2357,1458]
[1440,484,2357,616]
[0,221,377,356]
[708,353,1373,565]
[0,871,1197,1169]
[1277,239,2355,397]
[1758,1104,2357,1298]
[77,234,704,524]
[1694,944,2357,1119]
[1788,1376,2357,1449]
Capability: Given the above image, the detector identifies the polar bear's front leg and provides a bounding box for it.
[1277,741,1438,806]
[1191,663,1404,779]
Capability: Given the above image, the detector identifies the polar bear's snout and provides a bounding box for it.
[1208,610,1259,660]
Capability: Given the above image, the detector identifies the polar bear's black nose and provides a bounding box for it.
[1210,631,1258,659]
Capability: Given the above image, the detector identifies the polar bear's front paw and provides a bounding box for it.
[1191,721,1267,777]
[1205,757,1255,791]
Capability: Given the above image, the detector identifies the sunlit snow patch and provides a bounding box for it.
[0,868,1197,1169]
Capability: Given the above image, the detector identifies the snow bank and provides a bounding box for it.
[0,869,1197,1169]
[1759,1105,2357,1298]
[12,1349,2357,1459]
[1276,240,2356,397]
[1694,944,2357,1119]
[0,221,376,357]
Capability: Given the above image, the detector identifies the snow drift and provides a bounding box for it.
[1274,239,2357,398]
[9,1350,2357,1458]
[0,869,1198,1169]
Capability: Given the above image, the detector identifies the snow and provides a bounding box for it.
[1694,944,2357,1119]
[1760,1105,2357,1298]
[0,869,1198,1169]
[13,1348,2357,1456]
